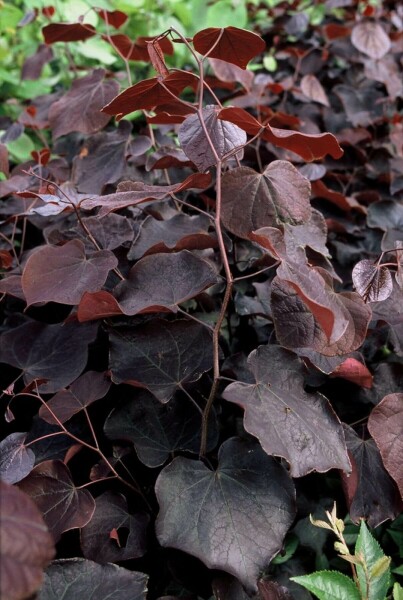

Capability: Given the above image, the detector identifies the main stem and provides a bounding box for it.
[200,161,233,457]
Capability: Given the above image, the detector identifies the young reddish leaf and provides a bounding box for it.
[351,21,391,59]
[341,425,402,527]
[101,71,197,117]
[80,491,149,563]
[258,580,293,600]
[311,180,361,212]
[322,23,351,40]
[81,172,212,217]
[221,162,311,240]
[21,44,54,80]
[178,105,246,172]
[39,371,111,425]
[104,390,219,467]
[31,148,51,166]
[0,143,9,177]
[128,213,213,259]
[156,437,295,591]
[352,260,393,302]
[368,394,403,499]
[18,460,95,541]
[300,74,330,107]
[77,290,124,322]
[218,107,343,161]
[0,432,35,484]
[105,34,173,61]
[147,40,169,78]
[329,358,373,389]
[109,319,213,403]
[114,250,217,316]
[21,240,118,307]
[96,9,128,29]
[223,345,351,477]
[0,319,98,393]
[49,69,119,140]
[193,27,266,69]
[0,481,55,600]
[38,559,148,600]
[42,22,96,44]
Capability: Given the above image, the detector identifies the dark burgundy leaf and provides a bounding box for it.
[0,319,97,393]
[311,179,360,212]
[270,276,371,355]
[218,107,343,161]
[128,213,213,259]
[0,143,9,177]
[223,345,351,477]
[48,69,119,140]
[351,21,391,59]
[193,27,266,69]
[18,460,95,541]
[21,240,118,306]
[80,491,149,562]
[37,559,148,600]
[72,121,132,194]
[258,579,294,600]
[39,371,111,425]
[106,34,173,62]
[0,481,55,600]
[368,394,403,499]
[0,432,35,484]
[96,9,128,29]
[101,71,197,116]
[156,437,296,591]
[75,214,134,250]
[329,357,373,388]
[341,425,402,527]
[221,162,311,239]
[104,390,218,467]
[145,145,192,170]
[352,259,393,302]
[178,106,246,172]
[333,82,384,127]
[21,44,54,80]
[81,172,212,217]
[42,22,96,43]
[113,250,218,316]
[109,319,213,402]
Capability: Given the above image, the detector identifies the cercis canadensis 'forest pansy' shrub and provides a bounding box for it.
[0,3,402,600]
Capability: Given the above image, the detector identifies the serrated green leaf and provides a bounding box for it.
[272,534,299,564]
[355,521,390,600]
[393,583,403,600]
[291,571,360,600]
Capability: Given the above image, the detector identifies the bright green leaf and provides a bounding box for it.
[6,133,35,163]
[291,571,361,600]
[355,520,390,600]
[394,583,403,600]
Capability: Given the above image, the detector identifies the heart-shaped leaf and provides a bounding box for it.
[0,481,55,600]
[48,69,119,140]
[352,259,393,302]
[222,345,351,477]
[0,319,98,393]
[96,9,128,29]
[104,390,219,467]
[22,240,118,307]
[351,21,391,60]
[101,71,197,116]
[155,437,296,591]
[0,432,35,484]
[39,371,111,425]
[18,460,96,541]
[114,250,218,315]
[37,559,148,600]
[80,491,149,562]
[221,162,311,239]
[42,23,96,44]
[368,394,403,499]
[109,319,213,402]
[193,27,265,69]
[179,105,246,172]
[300,74,330,107]
[341,425,402,527]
